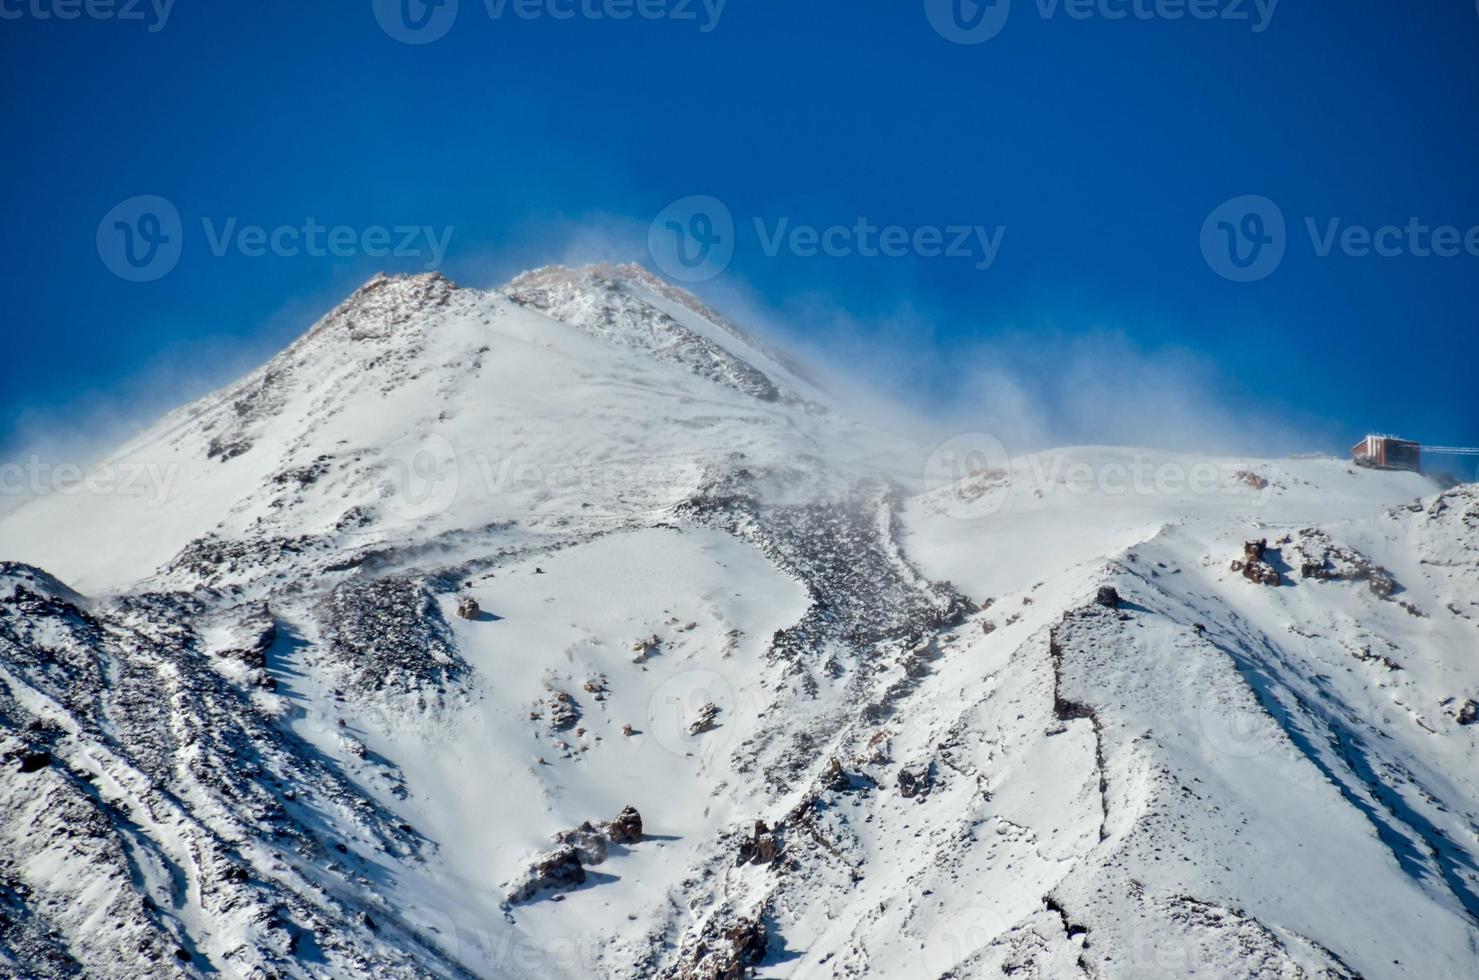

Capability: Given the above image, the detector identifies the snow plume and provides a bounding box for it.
[672,275,1327,460]
[0,283,354,517]
[327,214,1330,461]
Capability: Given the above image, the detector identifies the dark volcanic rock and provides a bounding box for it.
[316,575,468,699]
[688,702,721,736]
[1293,529,1399,599]
[606,805,643,844]
[505,845,586,904]
[17,751,52,774]
[736,820,781,867]
[1233,539,1281,587]
[667,914,768,980]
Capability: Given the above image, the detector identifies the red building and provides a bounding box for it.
[1351,435,1422,471]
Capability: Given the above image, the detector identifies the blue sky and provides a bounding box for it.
[3,0,1477,462]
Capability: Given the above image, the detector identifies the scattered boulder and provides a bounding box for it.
[505,845,586,904]
[622,723,636,737]
[822,757,849,791]
[554,823,609,865]
[688,702,721,736]
[1458,700,1477,726]
[1232,539,1280,586]
[455,596,480,620]
[17,751,52,774]
[672,915,768,980]
[1293,529,1398,598]
[897,764,933,800]
[736,820,781,867]
[546,691,580,732]
[606,805,643,844]
[1095,586,1120,609]
[507,806,645,904]
[632,634,661,663]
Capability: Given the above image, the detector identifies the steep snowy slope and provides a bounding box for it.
[1,264,1475,979]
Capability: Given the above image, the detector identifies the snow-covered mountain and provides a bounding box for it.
[1,263,1475,979]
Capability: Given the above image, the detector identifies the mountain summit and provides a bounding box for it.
[0,267,1475,978]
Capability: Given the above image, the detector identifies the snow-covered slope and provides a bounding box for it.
[0,264,1475,978]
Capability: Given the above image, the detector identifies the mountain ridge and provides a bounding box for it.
[0,266,1475,978]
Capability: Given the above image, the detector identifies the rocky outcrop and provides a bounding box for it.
[504,265,784,402]
[665,914,768,980]
[1231,539,1281,586]
[545,690,581,732]
[1292,529,1399,598]
[688,702,721,736]
[315,575,468,702]
[0,564,457,978]
[505,845,586,904]
[606,805,643,844]
[734,820,782,867]
[506,807,645,904]
[631,634,661,663]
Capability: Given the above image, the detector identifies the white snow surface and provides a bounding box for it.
[0,264,1475,979]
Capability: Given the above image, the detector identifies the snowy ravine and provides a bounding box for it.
[1,263,1475,979]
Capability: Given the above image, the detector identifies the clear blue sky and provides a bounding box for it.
[3,0,1477,459]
